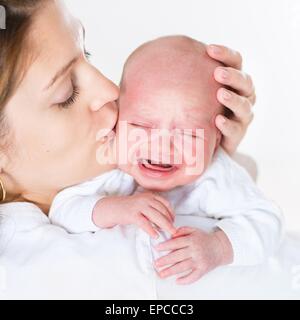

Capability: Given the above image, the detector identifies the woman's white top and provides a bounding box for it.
[0,202,299,299]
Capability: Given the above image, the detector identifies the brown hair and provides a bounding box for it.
[0,0,46,144]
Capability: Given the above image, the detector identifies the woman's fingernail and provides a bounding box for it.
[220,69,229,80]
[209,45,221,54]
[222,90,232,100]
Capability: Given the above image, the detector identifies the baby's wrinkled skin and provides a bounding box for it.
[117,36,224,191]
[93,36,233,285]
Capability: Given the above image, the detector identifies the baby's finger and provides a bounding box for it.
[154,195,175,220]
[136,214,159,239]
[176,269,203,285]
[207,44,242,70]
[158,259,193,279]
[217,88,254,124]
[155,236,190,252]
[155,248,190,268]
[150,198,174,223]
[172,226,196,238]
[143,207,177,235]
[214,67,254,98]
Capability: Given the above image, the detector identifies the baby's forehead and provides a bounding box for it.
[122,44,222,104]
[121,68,222,121]
[124,52,216,89]
[120,36,224,123]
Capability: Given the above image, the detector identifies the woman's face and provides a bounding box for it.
[2,0,119,204]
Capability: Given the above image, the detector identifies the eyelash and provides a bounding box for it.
[84,50,92,61]
[57,85,80,109]
[130,123,152,129]
[131,124,198,138]
[56,50,91,109]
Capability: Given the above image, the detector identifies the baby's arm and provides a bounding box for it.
[50,191,177,237]
[210,156,283,266]
[92,193,177,237]
[214,197,283,266]
[49,194,103,233]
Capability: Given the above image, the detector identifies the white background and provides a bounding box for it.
[65,0,300,232]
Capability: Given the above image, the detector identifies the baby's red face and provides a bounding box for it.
[116,37,224,191]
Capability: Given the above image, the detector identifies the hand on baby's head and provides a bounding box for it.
[117,36,225,192]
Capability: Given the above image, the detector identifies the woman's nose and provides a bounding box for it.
[105,102,119,127]
[89,72,120,112]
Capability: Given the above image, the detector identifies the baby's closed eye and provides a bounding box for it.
[129,122,154,129]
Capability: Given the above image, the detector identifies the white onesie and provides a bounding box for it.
[49,148,283,266]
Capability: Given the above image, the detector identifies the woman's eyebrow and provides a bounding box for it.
[44,24,85,91]
[44,55,80,91]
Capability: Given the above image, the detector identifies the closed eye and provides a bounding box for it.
[129,123,153,129]
[57,84,79,109]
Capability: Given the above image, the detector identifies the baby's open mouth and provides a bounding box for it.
[140,159,175,172]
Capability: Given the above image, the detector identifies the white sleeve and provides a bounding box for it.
[201,149,284,266]
[48,170,136,234]
[49,194,105,234]
[216,202,283,266]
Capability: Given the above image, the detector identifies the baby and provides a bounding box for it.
[49,36,283,285]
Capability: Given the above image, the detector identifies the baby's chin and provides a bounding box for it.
[136,177,179,192]
[136,174,202,192]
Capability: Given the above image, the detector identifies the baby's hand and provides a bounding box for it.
[154,227,233,285]
[92,193,177,238]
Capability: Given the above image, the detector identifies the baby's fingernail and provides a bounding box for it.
[209,45,221,54]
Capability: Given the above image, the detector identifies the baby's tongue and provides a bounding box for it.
[142,159,174,172]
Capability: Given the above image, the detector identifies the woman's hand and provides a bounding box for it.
[207,45,256,155]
